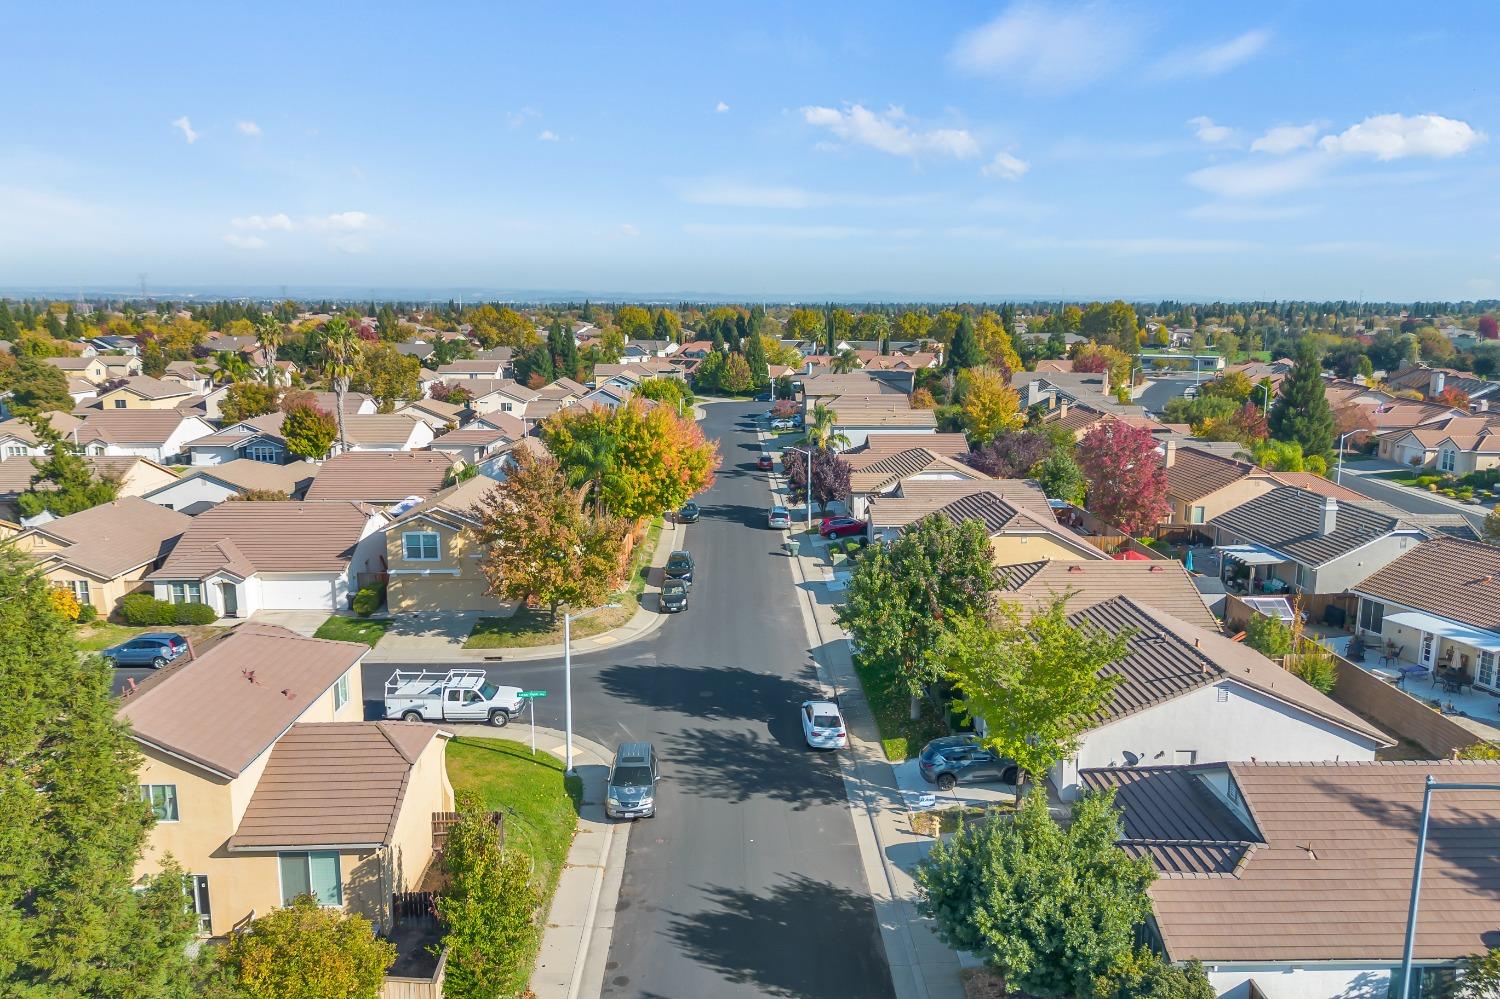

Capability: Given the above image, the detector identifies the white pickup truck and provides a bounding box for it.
[384,669,524,727]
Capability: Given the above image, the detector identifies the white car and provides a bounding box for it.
[770,417,797,431]
[800,700,848,749]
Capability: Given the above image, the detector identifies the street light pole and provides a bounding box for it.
[806,444,814,532]
[563,612,574,774]
[1336,430,1354,485]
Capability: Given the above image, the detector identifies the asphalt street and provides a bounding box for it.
[367,401,894,999]
[1341,466,1487,531]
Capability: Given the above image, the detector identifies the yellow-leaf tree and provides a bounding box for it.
[958,367,1024,445]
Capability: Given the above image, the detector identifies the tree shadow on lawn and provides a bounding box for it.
[665,874,894,999]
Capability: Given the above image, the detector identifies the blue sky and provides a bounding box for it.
[3,2,1498,300]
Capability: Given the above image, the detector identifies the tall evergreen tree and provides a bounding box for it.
[946,315,984,372]
[742,331,770,391]
[64,307,86,340]
[0,542,198,995]
[651,310,673,344]
[0,301,16,339]
[548,320,579,381]
[44,309,64,339]
[1269,339,1336,458]
[825,305,837,357]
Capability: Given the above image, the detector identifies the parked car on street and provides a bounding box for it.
[800,700,848,749]
[606,742,659,819]
[677,501,701,523]
[101,632,190,669]
[659,578,689,613]
[384,669,523,727]
[917,736,1018,790]
[757,453,774,471]
[819,516,867,539]
[768,505,792,529]
[664,549,695,584]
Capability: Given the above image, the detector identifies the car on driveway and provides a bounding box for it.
[800,700,848,749]
[770,417,796,431]
[677,501,701,523]
[606,742,659,820]
[819,516,867,539]
[659,578,689,613]
[101,632,191,669]
[917,735,1018,790]
[757,453,774,471]
[768,505,792,529]
[664,549,695,584]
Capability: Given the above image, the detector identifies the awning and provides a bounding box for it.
[1214,543,1286,566]
[1385,610,1500,653]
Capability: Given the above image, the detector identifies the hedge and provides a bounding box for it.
[353,583,387,617]
[120,593,216,626]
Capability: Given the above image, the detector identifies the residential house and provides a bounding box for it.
[867,480,1106,565]
[305,451,458,506]
[143,459,316,515]
[161,360,212,395]
[119,623,454,936]
[845,445,991,519]
[1377,414,1498,469]
[73,410,215,463]
[620,339,679,363]
[1160,443,1277,528]
[592,362,683,386]
[0,452,178,522]
[66,378,99,405]
[395,398,466,431]
[392,341,436,363]
[87,334,140,355]
[428,424,518,472]
[994,558,1218,632]
[43,354,114,384]
[853,351,940,373]
[1351,535,1500,683]
[812,396,937,450]
[798,371,906,402]
[386,475,505,613]
[459,379,539,418]
[91,375,200,410]
[841,432,970,463]
[1082,760,1500,999]
[200,334,258,355]
[340,414,435,453]
[1040,595,1388,797]
[148,501,389,616]
[430,358,513,382]
[1211,487,1433,595]
[13,496,190,614]
[1388,364,1499,407]
[188,413,295,466]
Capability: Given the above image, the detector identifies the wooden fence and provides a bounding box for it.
[1069,508,1171,561]
[1330,656,1477,759]
[391,891,441,925]
[1220,593,1355,634]
[431,809,503,857]
[379,947,448,999]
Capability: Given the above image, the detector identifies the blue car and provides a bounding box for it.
[102,632,190,669]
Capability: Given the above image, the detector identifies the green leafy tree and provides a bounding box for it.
[613,305,653,341]
[1090,950,1216,999]
[217,895,394,999]
[1244,612,1294,658]
[3,356,73,414]
[0,541,199,995]
[937,595,1129,786]
[1034,449,1085,504]
[351,343,419,412]
[720,352,753,393]
[15,416,121,519]
[692,350,726,393]
[1269,339,1335,459]
[915,789,1154,999]
[830,348,862,374]
[439,793,544,999]
[282,402,339,460]
[633,377,693,411]
[140,340,168,377]
[835,515,998,718]
[219,381,279,424]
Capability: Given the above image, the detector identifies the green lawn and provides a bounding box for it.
[445,736,582,992]
[851,653,949,761]
[75,621,218,652]
[311,615,394,647]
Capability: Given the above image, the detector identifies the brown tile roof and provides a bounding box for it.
[44,355,99,372]
[189,411,287,448]
[226,721,445,850]
[149,501,378,580]
[117,623,367,778]
[23,496,190,578]
[456,378,538,402]
[297,390,374,415]
[168,458,315,496]
[848,448,987,493]
[801,372,905,398]
[392,474,501,528]
[1213,487,1418,566]
[106,375,196,401]
[75,410,207,446]
[432,424,517,447]
[1263,470,1369,501]
[341,413,427,447]
[1353,535,1500,633]
[1165,447,1257,503]
[399,398,465,420]
[1082,760,1500,963]
[304,451,456,502]
[846,433,970,462]
[996,559,1218,631]
[1368,402,1461,433]
[435,360,508,375]
[827,403,937,428]
[867,479,1054,526]
[0,455,168,502]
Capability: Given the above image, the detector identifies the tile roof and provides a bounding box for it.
[867,479,1055,526]
[432,424,517,446]
[226,721,445,850]
[392,474,501,527]
[847,448,986,493]
[1213,486,1417,566]
[44,355,100,371]
[149,501,379,580]
[106,375,196,400]
[1353,535,1500,633]
[75,410,206,446]
[1262,470,1369,501]
[304,451,456,502]
[1165,447,1257,503]
[187,411,288,447]
[399,398,465,420]
[165,458,315,496]
[845,433,970,462]
[800,372,906,398]
[436,360,509,375]
[22,495,190,578]
[827,403,937,428]
[117,624,366,778]
[1082,761,1500,963]
[1071,596,1387,743]
[996,559,1218,631]
[341,413,426,447]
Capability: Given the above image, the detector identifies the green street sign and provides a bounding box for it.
[517,690,548,699]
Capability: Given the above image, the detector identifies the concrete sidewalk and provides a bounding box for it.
[446,723,628,999]
[366,519,684,664]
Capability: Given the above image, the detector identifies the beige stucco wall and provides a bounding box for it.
[94,388,187,410]
[115,462,181,497]
[990,534,1095,567]
[386,518,502,613]
[38,561,153,613]
[1167,475,1278,526]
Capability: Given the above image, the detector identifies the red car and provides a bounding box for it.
[757,454,774,471]
[819,516,867,539]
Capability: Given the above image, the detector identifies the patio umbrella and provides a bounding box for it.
[1184,550,1195,572]
[1113,550,1151,561]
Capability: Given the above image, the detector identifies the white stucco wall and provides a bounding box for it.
[1209,964,1397,999]
[190,445,240,466]
[144,476,238,515]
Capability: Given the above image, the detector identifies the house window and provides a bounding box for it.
[246,444,279,463]
[169,582,202,605]
[1359,599,1385,633]
[59,579,90,605]
[499,401,513,412]
[113,398,127,409]
[334,671,350,710]
[140,784,179,822]
[188,875,211,932]
[1440,448,1457,473]
[1189,505,1205,525]
[4,445,24,457]
[1294,564,1307,590]
[402,531,440,561]
[279,851,341,907]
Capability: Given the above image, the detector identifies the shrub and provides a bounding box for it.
[1244,613,1294,659]
[352,584,385,617]
[1288,650,1337,694]
[120,593,176,626]
[48,586,80,621]
[173,602,218,626]
[76,603,98,624]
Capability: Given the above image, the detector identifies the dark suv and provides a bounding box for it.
[917,736,1018,790]
[606,742,659,819]
[664,550,695,584]
[101,632,190,669]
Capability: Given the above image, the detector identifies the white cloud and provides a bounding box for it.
[537,129,560,142]
[1251,123,1320,154]
[1188,116,1237,145]
[715,101,730,113]
[981,151,1030,180]
[222,233,266,250]
[1151,29,1270,80]
[1318,113,1483,160]
[171,116,199,143]
[235,120,262,138]
[949,2,1139,93]
[1187,154,1328,199]
[799,104,980,160]
[311,211,376,232]
[620,223,639,237]
[505,107,539,127]
[231,213,294,231]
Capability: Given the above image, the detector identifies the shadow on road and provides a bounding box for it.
[697,501,774,529]
[664,874,894,998]
[598,662,821,722]
[664,727,846,808]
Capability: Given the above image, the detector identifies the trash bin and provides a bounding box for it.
[786,540,801,557]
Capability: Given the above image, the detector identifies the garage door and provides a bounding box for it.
[390,575,499,614]
[259,575,339,610]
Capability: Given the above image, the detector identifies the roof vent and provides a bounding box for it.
[242,669,258,685]
[1148,564,1163,572]
[280,688,294,699]
[1303,843,1318,862]
[1067,565,1085,573]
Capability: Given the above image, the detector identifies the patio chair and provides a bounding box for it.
[1382,644,1403,669]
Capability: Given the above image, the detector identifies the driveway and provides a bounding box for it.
[247,609,331,637]
[367,610,484,659]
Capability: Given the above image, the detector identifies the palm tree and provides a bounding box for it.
[255,315,284,391]
[212,350,253,385]
[831,348,862,374]
[320,317,363,454]
[556,425,619,513]
[805,402,850,451]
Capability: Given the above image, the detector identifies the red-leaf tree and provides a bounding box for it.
[1077,421,1170,535]
[1480,315,1498,340]
[785,445,852,515]
[1436,385,1471,410]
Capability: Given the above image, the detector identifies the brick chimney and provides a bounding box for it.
[1319,496,1338,536]
[1163,440,1178,468]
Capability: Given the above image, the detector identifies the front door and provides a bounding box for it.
[1420,632,1436,667]
[218,581,238,618]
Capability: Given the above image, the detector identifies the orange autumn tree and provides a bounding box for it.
[541,397,718,522]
